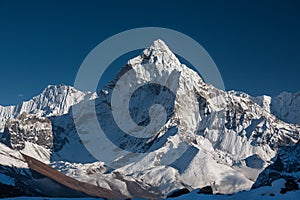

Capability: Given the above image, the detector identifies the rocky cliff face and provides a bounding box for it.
[1,112,53,150]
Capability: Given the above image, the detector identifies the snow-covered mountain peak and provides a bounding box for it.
[43,84,79,94]
[19,84,89,117]
[127,39,184,73]
[68,40,299,195]
[38,84,86,100]
[145,39,175,57]
[118,39,206,96]
[0,84,95,132]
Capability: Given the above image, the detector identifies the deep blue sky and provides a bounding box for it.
[0,0,299,106]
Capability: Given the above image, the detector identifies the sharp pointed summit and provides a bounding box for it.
[149,39,171,51]
[145,39,178,60]
[128,39,182,71]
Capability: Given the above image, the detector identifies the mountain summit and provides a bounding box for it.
[0,40,299,198]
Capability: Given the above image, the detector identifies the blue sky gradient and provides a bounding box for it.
[0,0,299,105]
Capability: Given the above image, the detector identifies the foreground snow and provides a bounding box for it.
[2,180,300,199]
[169,179,300,199]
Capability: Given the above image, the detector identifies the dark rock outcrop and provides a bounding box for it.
[198,186,213,194]
[0,112,53,150]
[280,178,299,194]
[252,142,300,189]
[167,188,190,198]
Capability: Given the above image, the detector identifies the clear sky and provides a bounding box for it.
[0,0,299,106]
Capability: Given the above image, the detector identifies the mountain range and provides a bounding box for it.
[0,40,299,199]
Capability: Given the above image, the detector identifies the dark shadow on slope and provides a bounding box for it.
[147,126,178,152]
[169,145,199,174]
[245,154,265,169]
[49,111,97,163]
[244,117,265,139]
[95,83,176,153]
